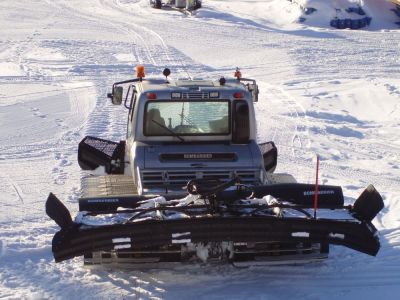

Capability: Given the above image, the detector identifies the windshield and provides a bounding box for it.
[144,100,230,136]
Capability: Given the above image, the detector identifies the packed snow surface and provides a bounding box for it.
[1,0,400,299]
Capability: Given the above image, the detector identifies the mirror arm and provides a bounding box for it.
[107,83,116,99]
[239,78,259,102]
[114,78,142,86]
[107,78,141,101]
[124,86,132,109]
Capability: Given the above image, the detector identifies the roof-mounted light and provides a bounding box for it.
[136,65,145,79]
[147,92,157,100]
[163,68,171,80]
[234,67,242,80]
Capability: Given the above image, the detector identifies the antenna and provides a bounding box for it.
[179,102,185,126]
[313,155,320,219]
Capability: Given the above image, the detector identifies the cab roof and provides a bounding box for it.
[136,78,248,93]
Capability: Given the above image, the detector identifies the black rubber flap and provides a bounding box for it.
[353,185,384,222]
[46,193,73,229]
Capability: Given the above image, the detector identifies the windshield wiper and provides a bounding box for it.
[152,120,185,142]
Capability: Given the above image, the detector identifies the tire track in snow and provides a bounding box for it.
[55,0,158,73]
[256,83,314,180]
[97,0,192,78]
[49,0,198,143]
[0,1,60,81]
[48,0,172,141]
[0,85,96,160]
[0,82,96,222]
[256,83,400,189]
[0,170,24,204]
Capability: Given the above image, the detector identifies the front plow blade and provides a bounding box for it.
[46,184,383,263]
[50,216,380,263]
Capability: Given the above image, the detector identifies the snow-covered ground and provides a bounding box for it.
[0,0,399,299]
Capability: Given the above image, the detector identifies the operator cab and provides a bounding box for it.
[108,66,259,145]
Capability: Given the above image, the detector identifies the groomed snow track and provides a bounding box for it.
[0,0,400,299]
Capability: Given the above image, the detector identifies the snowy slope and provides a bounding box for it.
[0,0,400,299]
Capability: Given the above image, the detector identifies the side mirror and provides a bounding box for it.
[248,83,259,102]
[107,86,123,105]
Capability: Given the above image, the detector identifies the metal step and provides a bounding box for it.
[81,175,137,198]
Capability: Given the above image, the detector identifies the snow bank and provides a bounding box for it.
[209,0,400,30]
[296,0,399,29]
[361,0,400,29]
[200,0,302,28]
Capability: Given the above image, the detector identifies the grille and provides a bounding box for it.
[140,169,260,188]
[182,92,209,99]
